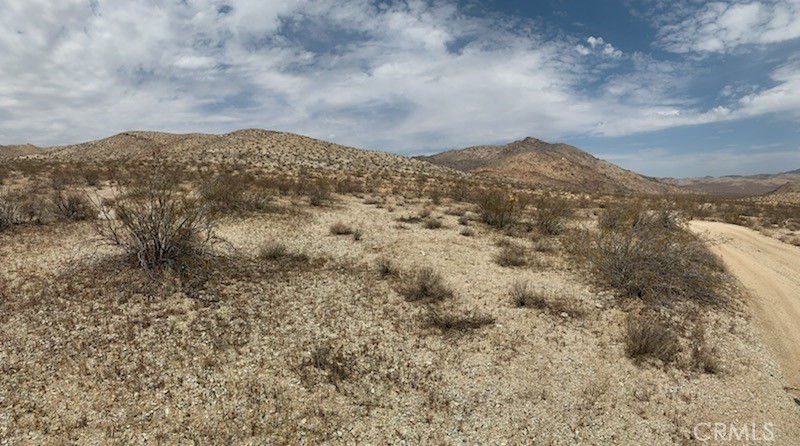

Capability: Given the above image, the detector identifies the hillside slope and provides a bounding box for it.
[42,129,461,178]
[417,137,679,195]
[0,144,44,158]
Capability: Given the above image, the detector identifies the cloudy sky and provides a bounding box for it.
[1,0,799,177]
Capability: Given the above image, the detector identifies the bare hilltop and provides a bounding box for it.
[417,137,681,195]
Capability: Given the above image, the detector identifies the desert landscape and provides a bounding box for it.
[1,130,799,445]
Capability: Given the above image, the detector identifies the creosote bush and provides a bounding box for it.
[568,205,724,304]
[0,191,22,231]
[52,192,98,222]
[533,195,572,235]
[98,165,218,273]
[476,188,518,228]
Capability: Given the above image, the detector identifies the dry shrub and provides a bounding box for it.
[51,192,98,221]
[624,313,680,364]
[97,165,218,273]
[308,180,332,206]
[400,267,453,303]
[690,324,721,374]
[425,306,495,333]
[376,256,396,278]
[510,281,585,318]
[476,188,518,228]
[329,221,354,235]
[305,344,353,390]
[510,280,547,309]
[533,195,572,235]
[598,201,642,232]
[568,208,723,304]
[495,242,527,267]
[202,173,273,215]
[424,218,444,229]
[0,191,22,231]
[459,227,475,237]
[83,169,102,187]
[257,241,288,260]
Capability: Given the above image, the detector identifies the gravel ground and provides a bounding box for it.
[1,194,798,445]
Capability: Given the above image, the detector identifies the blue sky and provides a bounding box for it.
[1,0,799,177]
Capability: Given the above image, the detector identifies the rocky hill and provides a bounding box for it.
[41,129,461,179]
[0,144,44,157]
[417,137,679,195]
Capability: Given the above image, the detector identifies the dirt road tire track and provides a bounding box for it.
[691,221,800,402]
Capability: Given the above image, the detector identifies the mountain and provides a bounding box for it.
[661,171,800,197]
[416,137,680,195]
[0,144,44,157]
[43,129,460,178]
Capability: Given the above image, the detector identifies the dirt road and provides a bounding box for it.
[691,221,800,398]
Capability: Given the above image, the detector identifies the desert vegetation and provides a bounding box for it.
[1,140,799,445]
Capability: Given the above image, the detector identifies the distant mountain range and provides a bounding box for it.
[4,130,799,198]
[659,171,800,197]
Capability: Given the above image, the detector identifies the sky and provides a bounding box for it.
[1,0,799,177]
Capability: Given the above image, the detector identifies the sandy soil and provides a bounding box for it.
[691,220,800,402]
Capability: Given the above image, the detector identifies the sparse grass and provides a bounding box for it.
[376,256,397,278]
[624,313,680,364]
[258,241,288,260]
[329,221,354,235]
[400,267,454,303]
[425,306,495,333]
[495,242,527,267]
[306,344,353,390]
[510,280,547,309]
[691,324,721,374]
[510,281,585,318]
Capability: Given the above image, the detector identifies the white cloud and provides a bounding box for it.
[657,0,800,54]
[577,36,623,58]
[0,0,795,158]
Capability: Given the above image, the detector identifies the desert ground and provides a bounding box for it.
[1,131,800,445]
